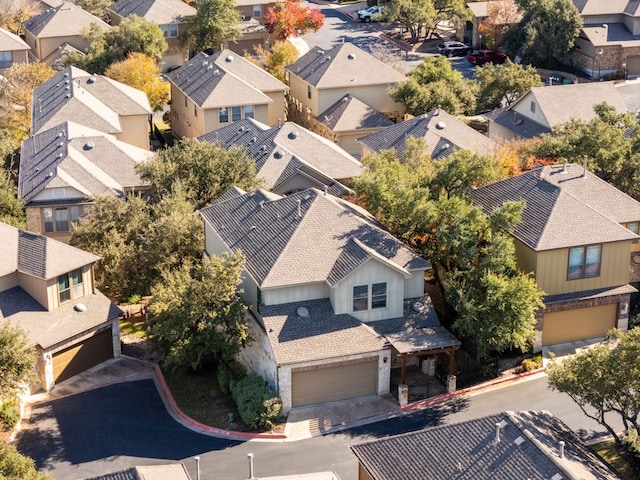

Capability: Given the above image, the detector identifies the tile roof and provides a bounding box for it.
[357,109,495,159]
[470,163,640,251]
[285,42,406,89]
[199,188,428,288]
[0,27,30,51]
[0,223,99,280]
[0,286,120,349]
[350,410,620,480]
[31,66,151,136]
[19,121,152,204]
[260,298,387,365]
[198,119,363,193]
[108,0,196,23]
[317,94,394,132]
[23,2,110,39]
[166,51,286,108]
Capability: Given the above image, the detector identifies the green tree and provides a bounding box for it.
[105,53,170,111]
[548,328,640,447]
[385,0,435,43]
[525,103,640,199]
[430,0,470,39]
[475,60,543,111]
[137,139,262,209]
[0,321,35,399]
[390,56,478,115]
[0,444,53,480]
[71,16,167,74]
[244,40,299,83]
[0,164,25,228]
[146,253,250,371]
[185,0,241,55]
[0,0,38,36]
[502,0,582,66]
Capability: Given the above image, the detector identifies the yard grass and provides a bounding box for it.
[591,439,635,479]
[120,318,146,338]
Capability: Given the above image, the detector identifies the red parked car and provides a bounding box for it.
[466,49,508,66]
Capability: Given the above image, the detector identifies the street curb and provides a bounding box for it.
[153,365,287,441]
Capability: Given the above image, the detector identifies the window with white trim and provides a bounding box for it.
[58,268,83,303]
[245,105,255,119]
[353,282,387,311]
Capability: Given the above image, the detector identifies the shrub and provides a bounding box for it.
[217,367,230,394]
[521,354,543,372]
[0,399,20,431]
[230,374,282,430]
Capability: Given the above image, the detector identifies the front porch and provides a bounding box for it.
[390,363,448,403]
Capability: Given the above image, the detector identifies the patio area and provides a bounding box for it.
[390,364,448,403]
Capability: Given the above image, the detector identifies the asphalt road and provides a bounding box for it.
[16,376,621,480]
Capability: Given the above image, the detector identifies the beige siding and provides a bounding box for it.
[288,74,319,117]
[488,119,520,142]
[272,172,328,195]
[265,91,287,126]
[47,265,93,310]
[336,129,380,157]
[542,303,617,346]
[330,259,405,321]
[0,272,18,292]
[513,238,537,276]
[317,86,405,120]
[511,92,549,129]
[263,283,329,306]
[536,241,632,295]
[0,50,29,74]
[38,35,89,61]
[358,464,374,480]
[17,272,49,310]
[118,115,150,150]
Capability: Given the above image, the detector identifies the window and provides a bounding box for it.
[194,104,198,117]
[42,206,80,233]
[245,105,255,119]
[530,101,536,113]
[353,285,368,312]
[219,107,229,123]
[184,94,188,108]
[0,51,12,69]
[371,282,387,309]
[232,106,241,121]
[253,4,262,17]
[568,244,601,280]
[58,268,83,303]
[307,85,312,99]
[627,222,639,243]
[160,24,178,37]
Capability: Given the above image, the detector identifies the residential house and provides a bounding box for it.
[166,50,288,139]
[0,223,121,392]
[83,464,193,480]
[107,0,196,72]
[285,43,407,123]
[32,65,153,150]
[200,187,460,413]
[358,109,496,161]
[350,410,620,480]
[22,2,110,63]
[314,94,394,157]
[0,27,31,73]
[459,0,521,48]
[470,163,640,351]
[19,121,153,243]
[487,81,628,141]
[230,0,272,55]
[235,0,274,24]
[198,118,363,196]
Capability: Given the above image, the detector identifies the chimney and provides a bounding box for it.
[559,441,565,458]
[495,423,501,443]
[297,199,302,218]
[247,453,255,479]
[194,456,200,480]
[583,155,587,178]
[436,104,441,115]
[323,185,328,196]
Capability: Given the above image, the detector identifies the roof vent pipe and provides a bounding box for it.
[436,104,441,115]
[297,199,302,218]
[194,456,201,480]
[562,159,567,173]
[559,441,565,458]
[277,118,282,128]
[324,185,328,196]
[583,155,587,178]
[247,453,255,479]
[495,423,501,443]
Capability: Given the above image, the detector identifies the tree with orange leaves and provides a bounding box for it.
[477,0,520,47]
[265,0,325,41]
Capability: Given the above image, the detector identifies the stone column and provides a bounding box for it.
[446,375,456,394]
[421,357,436,376]
[398,384,408,407]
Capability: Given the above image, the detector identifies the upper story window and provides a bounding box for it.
[627,222,639,234]
[58,268,84,303]
[160,24,178,38]
[568,244,601,280]
[353,282,387,312]
[245,105,255,119]
[219,107,229,123]
[232,106,242,122]
[43,206,80,233]
[0,52,12,69]
[253,5,262,17]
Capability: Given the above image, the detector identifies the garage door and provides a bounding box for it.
[291,358,378,407]
[627,56,640,76]
[53,328,114,383]
[542,303,617,346]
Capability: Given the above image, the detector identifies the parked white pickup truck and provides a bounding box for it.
[357,5,383,22]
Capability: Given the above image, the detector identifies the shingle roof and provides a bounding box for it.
[317,94,394,132]
[285,43,406,89]
[489,109,552,139]
[466,0,521,22]
[22,2,110,39]
[166,51,286,108]
[573,0,635,15]
[19,121,152,204]
[108,0,196,23]
[31,66,151,136]
[358,109,495,159]
[260,298,387,365]
[616,81,640,113]
[0,223,99,280]
[198,119,363,193]
[470,163,640,251]
[83,463,192,480]
[0,286,120,349]
[199,188,428,288]
[0,27,30,52]
[350,410,620,480]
